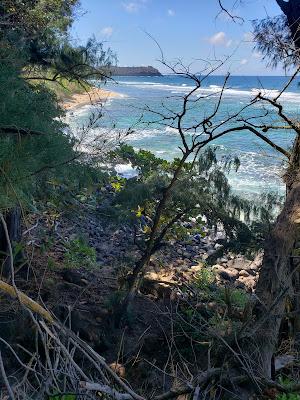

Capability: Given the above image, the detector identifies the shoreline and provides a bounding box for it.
[62,86,123,111]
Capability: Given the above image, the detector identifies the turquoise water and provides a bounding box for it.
[68,75,300,196]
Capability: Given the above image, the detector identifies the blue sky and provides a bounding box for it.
[72,0,285,75]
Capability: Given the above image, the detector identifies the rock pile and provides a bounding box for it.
[212,253,263,290]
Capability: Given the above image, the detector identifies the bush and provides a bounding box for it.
[64,237,96,269]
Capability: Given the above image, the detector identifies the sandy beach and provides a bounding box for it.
[62,86,123,111]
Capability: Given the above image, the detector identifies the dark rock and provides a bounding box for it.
[185,244,196,252]
[207,249,216,256]
[61,269,88,286]
[219,271,234,281]
[217,267,239,281]
[193,234,202,243]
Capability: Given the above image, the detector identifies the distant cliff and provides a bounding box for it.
[111,66,162,76]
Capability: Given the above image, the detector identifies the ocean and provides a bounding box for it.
[67,75,300,197]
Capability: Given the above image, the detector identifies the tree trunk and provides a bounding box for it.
[0,207,22,278]
[240,136,300,378]
[276,0,300,50]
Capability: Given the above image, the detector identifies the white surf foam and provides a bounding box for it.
[117,80,300,103]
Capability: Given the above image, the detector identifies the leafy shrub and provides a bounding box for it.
[195,268,215,290]
[49,395,76,400]
[219,287,249,308]
[275,376,300,400]
[64,238,96,269]
[276,394,300,400]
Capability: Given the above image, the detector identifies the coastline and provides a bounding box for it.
[62,86,123,111]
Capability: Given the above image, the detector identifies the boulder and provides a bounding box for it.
[219,268,239,281]
[61,269,88,286]
[190,263,203,272]
[239,269,250,278]
[248,252,263,271]
[213,264,239,281]
[207,249,216,256]
[214,243,223,250]
[227,257,252,271]
[237,276,256,290]
[185,244,196,252]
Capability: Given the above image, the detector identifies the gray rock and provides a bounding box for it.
[214,243,223,250]
[204,244,214,252]
[207,249,216,256]
[185,245,196,252]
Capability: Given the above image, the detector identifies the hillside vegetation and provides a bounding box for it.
[1,1,300,399]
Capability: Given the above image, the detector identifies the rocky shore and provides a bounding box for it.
[39,203,261,297]
[2,196,262,382]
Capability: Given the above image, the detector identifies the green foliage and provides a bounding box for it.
[106,145,274,254]
[173,277,249,363]
[47,257,57,270]
[276,394,300,400]
[64,237,96,269]
[194,268,248,308]
[0,47,78,210]
[48,394,76,400]
[0,36,110,211]
[1,0,116,90]
[253,15,296,69]
[219,287,248,308]
[275,376,300,399]
[112,144,169,175]
[195,268,215,290]
[1,0,78,37]
[106,290,126,312]
[30,72,92,101]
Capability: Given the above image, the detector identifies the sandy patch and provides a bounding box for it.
[62,87,123,111]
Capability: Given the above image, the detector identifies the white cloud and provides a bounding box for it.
[252,51,262,59]
[209,31,227,46]
[243,32,254,42]
[167,9,175,16]
[226,39,233,47]
[240,58,248,65]
[122,2,140,13]
[101,26,113,38]
[122,0,147,13]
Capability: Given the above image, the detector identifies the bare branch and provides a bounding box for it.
[0,350,15,400]
[217,0,244,23]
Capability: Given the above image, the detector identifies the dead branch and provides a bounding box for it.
[0,280,54,323]
[217,0,244,23]
[80,381,135,400]
[0,350,15,400]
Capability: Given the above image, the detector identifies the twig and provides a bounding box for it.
[0,350,15,400]
[80,381,134,400]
